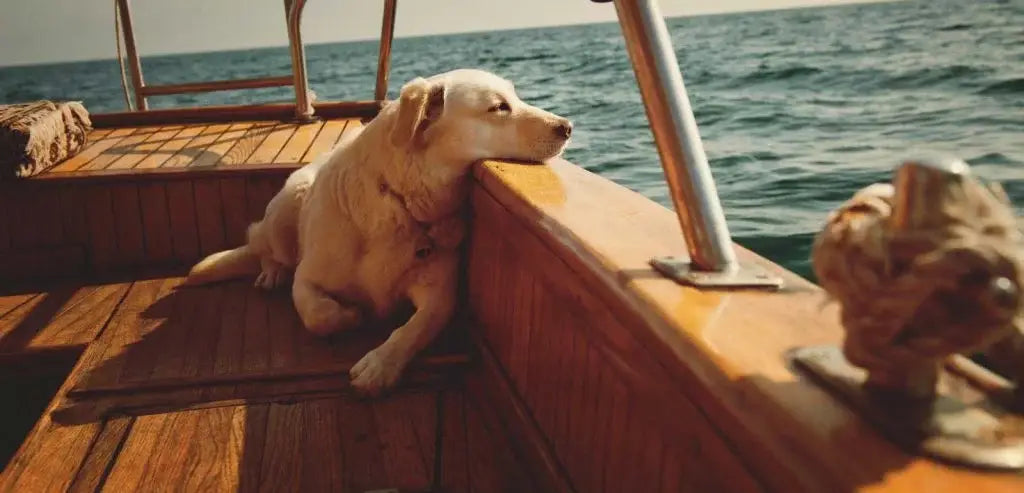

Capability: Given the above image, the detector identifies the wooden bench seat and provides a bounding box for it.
[42,118,355,176]
[0,117,362,282]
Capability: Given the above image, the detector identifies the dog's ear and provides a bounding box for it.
[390,77,446,148]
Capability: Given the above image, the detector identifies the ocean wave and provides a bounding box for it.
[490,53,559,63]
[827,145,875,153]
[711,152,785,168]
[967,152,1017,165]
[739,65,824,84]
[977,77,1024,95]
[938,23,973,31]
[885,64,989,88]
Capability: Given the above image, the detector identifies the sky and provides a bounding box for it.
[0,0,890,67]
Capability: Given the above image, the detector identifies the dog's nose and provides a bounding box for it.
[553,120,573,139]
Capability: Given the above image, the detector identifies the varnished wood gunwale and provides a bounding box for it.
[467,186,765,493]
[468,158,1024,492]
[89,101,382,128]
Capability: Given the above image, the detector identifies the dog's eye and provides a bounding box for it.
[489,102,511,113]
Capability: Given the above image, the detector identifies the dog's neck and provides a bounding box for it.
[379,146,472,224]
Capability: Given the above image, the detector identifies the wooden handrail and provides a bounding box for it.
[138,76,294,97]
[89,101,383,127]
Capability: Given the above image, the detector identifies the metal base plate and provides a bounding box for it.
[649,256,784,289]
[791,345,1024,471]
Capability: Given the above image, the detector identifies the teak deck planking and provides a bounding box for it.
[39,119,354,175]
[2,113,538,491]
[0,276,528,492]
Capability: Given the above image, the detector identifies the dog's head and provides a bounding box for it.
[389,69,572,165]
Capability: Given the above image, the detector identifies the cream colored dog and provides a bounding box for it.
[183,69,572,394]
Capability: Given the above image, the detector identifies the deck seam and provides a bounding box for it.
[104,126,172,171]
[63,128,141,172]
[0,293,41,320]
[220,123,275,167]
[295,121,327,163]
[158,124,209,168]
[131,126,190,170]
[186,123,239,168]
[68,416,136,491]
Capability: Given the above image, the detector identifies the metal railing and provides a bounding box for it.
[604,0,782,288]
[114,0,399,121]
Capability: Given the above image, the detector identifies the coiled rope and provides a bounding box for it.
[811,170,1024,395]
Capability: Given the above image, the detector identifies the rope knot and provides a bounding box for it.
[812,159,1024,397]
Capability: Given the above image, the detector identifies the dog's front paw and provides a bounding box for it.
[254,263,289,291]
[350,349,405,396]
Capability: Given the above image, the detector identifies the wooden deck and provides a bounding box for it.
[0,276,535,492]
[0,110,553,491]
[44,119,356,175]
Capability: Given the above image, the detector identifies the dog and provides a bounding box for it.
[183,69,572,394]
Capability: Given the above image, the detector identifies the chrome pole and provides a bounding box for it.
[116,0,147,111]
[610,0,781,288]
[287,0,315,121]
[375,0,398,101]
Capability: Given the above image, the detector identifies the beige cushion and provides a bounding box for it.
[0,100,92,179]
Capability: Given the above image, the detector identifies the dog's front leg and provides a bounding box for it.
[293,276,362,336]
[350,257,457,396]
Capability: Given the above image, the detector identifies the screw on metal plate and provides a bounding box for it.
[650,256,784,289]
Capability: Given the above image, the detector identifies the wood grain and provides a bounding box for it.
[67,416,133,493]
[246,124,298,164]
[83,185,117,271]
[0,283,131,493]
[193,178,226,255]
[469,184,768,493]
[110,183,146,268]
[275,121,324,163]
[48,128,137,173]
[0,282,130,354]
[464,391,540,493]
[440,391,470,493]
[372,393,434,491]
[214,123,276,166]
[471,158,1024,492]
[137,182,174,264]
[166,123,232,168]
[58,184,89,248]
[301,119,348,162]
[9,184,63,248]
[166,180,200,264]
[104,126,181,170]
[62,277,467,400]
[219,177,248,247]
[135,124,206,169]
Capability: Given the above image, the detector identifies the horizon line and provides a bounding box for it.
[0,0,896,69]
